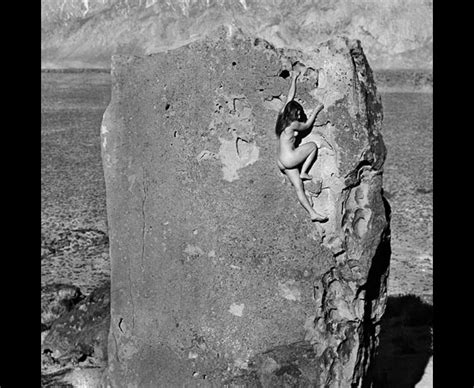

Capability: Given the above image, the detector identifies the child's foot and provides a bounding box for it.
[300,173,313,181]
[310,211,328,223]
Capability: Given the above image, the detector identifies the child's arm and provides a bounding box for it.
[280,72,299,113]
[292,102,324,131]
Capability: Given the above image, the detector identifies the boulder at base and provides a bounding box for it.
[42,282,110,364]
[101,26,391,387]
[41,283,83,330]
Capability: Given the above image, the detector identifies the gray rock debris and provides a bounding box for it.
[42,282,110,365]
[41,283,84,330]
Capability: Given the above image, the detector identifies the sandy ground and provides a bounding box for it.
[381,92,433,302]
[41,72,433,386]
[41,73,111,294]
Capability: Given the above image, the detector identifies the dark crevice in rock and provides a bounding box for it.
[344,159,373,187]
[118,317,124,333]
[140,167,148,267]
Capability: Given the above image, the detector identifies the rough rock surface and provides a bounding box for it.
[101,27,390,387]
[41,283,84,330]
[42,281,110,364]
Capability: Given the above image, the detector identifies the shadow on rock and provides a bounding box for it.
[368,294,433,387]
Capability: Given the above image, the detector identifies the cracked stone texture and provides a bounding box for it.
[101,27,390,387]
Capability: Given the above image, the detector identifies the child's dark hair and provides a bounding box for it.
[275,100,307,137]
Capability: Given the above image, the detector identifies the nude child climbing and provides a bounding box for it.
[275,65,328,222]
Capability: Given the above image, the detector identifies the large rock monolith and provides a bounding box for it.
[101,26,391,387]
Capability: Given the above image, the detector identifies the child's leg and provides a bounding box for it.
[300,142,317,180]
[284,168,328,222]
[279,141,317,172]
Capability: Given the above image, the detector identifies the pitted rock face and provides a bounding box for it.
[101,26,390,387]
